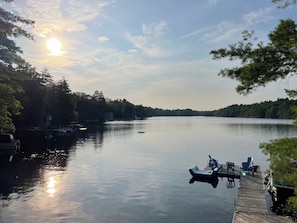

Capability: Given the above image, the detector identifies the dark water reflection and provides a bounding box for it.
[0,133,75,199]
[0,117,296,223]
[189,176,220,188]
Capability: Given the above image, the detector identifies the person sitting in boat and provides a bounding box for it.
[208,155,222,170]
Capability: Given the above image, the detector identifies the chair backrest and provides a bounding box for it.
[247,157,253,168]
[208,155,219,169]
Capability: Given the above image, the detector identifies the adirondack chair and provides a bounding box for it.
[208,155,222,170]
[241,157,254,176]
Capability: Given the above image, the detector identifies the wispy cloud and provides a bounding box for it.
[202,21,241,43]
[242,8,273,25]
[125,21,168,58]
[207,0,219,6]
[181,7,274,43]
[181,24,218,39]
[98,36,109,42]
[12,0,114,37]
[181,20,241,43]
[142,21,167,38]
[125,33,164,58]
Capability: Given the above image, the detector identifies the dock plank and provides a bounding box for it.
[233,212,292,223]
[232,167,293,223]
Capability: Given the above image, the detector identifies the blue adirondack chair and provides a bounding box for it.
[208,155,222,170]
[241,157,254,176]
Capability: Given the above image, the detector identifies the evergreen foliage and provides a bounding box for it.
[272,0,297,8]
[210,19,297,95]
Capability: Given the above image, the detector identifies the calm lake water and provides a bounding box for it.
[0,116,296,223]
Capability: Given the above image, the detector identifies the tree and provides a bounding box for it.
[272,0,297,8]
[48,78,77,125]
[260,137,297,187]
[0,0,34,133]
[0,71,22,133]
[92,90,105,102]
[32,68,54,87]
[210,19,297,95]
[260,138,297,216]
[13,69,54,128]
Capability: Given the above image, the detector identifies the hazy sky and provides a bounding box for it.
[3,0,297,110]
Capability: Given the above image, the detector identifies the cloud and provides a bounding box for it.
[125,33,165,58]
[11,0,114,36]
[207,0,219,6]
[98,36,109,42]
[128,49,137,53]
[142,21,167,38]
[182,20,242,43]
[181,24,219,39]
[181,7,274,43]
[203,21,242,43]
[242,8,273,25]
[125,21,168,58]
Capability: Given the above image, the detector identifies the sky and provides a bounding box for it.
[2,0,297,110]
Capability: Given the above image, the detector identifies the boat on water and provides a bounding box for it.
[189,165,218,180]
[0,134,20,156]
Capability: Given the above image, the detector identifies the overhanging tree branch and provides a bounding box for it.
[210,19,297,95]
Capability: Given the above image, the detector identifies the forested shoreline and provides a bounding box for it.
[212,98,296,119]
[12,72,297,132]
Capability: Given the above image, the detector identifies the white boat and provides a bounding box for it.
[0,134,20,156]
[189,165,218,180]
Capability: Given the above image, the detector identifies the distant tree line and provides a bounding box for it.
[10,66,297,131]
[12,70,297,131]
[212,98,296,119]
[11,70,214,130]
[143,108,212,117]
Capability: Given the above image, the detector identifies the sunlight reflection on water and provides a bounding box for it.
[47,176,56,197]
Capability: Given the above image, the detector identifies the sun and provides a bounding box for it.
[46,38,62,56]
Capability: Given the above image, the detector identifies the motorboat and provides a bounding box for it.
[189,165,218,180]
[0,133,20,156]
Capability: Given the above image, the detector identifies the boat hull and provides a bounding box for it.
[189,165,218,180]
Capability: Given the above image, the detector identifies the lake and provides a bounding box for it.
[0,117,296,223]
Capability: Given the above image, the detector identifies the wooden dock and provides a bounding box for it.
[217,163,241,179]
[232,167,292,223]
[205,163,241,179]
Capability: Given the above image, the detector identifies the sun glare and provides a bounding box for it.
[47,38,62,56]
